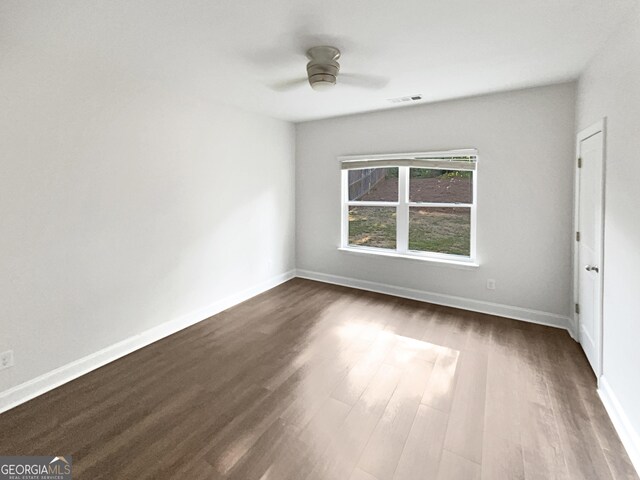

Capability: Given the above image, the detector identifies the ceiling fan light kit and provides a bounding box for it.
[271,44,387,92]
[306,46,340,91]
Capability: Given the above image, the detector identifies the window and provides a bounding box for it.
[340,150,477,264]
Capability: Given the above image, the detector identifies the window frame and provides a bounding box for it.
[340,151,478,266]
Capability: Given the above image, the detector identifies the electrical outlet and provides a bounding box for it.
[0,350,14,370]
[486,279,496,290]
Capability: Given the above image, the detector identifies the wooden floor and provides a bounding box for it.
[0,279,637,479]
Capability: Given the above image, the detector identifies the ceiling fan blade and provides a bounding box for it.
[269,78,308,91]
[339,73,389,90]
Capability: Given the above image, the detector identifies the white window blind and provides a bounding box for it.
[339,149,478,171]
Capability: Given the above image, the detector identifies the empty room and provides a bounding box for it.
[1,0,640,479]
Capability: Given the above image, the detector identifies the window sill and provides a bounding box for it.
[338,247,479,269]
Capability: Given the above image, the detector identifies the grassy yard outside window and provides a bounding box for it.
[340,151,477,265]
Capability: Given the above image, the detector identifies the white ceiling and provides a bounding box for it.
[2,0,637,122]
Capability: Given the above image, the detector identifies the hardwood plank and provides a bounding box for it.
[520,401,570,480]
[437,450,481,480]
[547,381,615,480]
[330,330,397,405]
[580,388,639,479]
[204,370,307,475]
[421,346,460,413]
[306,363,401,480]
[603,448,640,480]
[0,279,635,480]
[392,405,449,480]
[388,305,433,341]
[225,418,295,480]
[297,397,352,447]
[351,468,380,480]
[514,330,573,480]
[358,358,433,480]
[443,349,488,464]
[481,349,525,480]
[385,334,440,366]
[260,397,352,480]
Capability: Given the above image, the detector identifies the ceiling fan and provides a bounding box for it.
[272,46,389,92]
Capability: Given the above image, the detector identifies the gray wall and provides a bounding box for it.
[577,7,640,464]
[296,83,576,319]
[0,43,296,394]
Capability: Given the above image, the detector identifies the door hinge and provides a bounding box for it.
[578,157,582,168]
[576,231,580,242]
[575,303,580,314]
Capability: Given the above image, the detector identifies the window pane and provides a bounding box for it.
[348,206,396,249]
[348,168,398,201]
[409,169,472,203]
[409,207,470,256]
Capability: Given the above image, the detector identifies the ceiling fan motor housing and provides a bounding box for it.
[306,46,341,91]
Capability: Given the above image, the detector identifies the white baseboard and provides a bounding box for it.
[567,315,578,341]
[296,269,571,332]
[598,376,640,475]
[0,270,296,414]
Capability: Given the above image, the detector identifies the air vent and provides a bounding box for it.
[387,94,423,104]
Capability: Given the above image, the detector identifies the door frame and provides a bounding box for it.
[573,118,607,379]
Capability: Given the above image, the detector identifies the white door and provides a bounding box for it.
[575,121,605,376]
